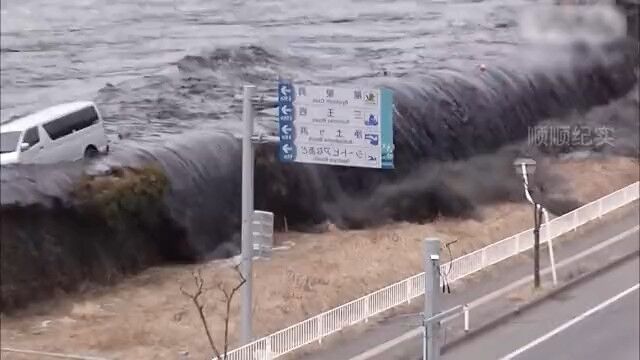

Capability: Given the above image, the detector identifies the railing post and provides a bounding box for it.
[365,296,370,323]
[406,279,411,304]
[481,247,487,267]
[266,337,273,360]
[318,316,323,344]
[598,199,603,219]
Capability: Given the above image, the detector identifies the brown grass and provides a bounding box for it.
[1,156,638,360]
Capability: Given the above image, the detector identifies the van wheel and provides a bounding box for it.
[84,146,99,159]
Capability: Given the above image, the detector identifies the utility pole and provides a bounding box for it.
[240,84,256,344]
[532,203,542,288]
[514,158,551,289]
[423,238,440,360]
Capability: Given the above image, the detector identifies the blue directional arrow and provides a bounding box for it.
[280,85,292,97]
[280,123,294,141]
[278,80,296,164]
[280,104,291,116]
[279,141,296,162]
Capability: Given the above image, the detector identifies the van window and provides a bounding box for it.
[43,106,99,140]
[1,131,21,153]
[22,127,39,148]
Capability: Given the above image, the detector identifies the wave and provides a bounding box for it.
[1,38,637,311]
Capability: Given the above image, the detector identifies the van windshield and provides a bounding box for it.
[1,131,22,154]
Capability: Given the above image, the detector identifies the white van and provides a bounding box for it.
[0,101,109,166]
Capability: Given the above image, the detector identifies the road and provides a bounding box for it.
[508,287,639,360]
[442,256,639,360]
[294,203,639,360]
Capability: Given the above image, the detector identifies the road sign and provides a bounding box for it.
[277,81,394,169]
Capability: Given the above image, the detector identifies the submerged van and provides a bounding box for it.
[0,101,109,166]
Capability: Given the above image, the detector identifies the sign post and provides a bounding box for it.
[423,238,440,360]
[238,81,395,346]
[277,81,394,169]
[240,84,256,345]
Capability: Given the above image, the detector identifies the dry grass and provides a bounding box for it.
[1,156,638,360]
[550,157,639,202]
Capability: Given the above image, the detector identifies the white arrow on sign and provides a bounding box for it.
[281,124,292,135]
[280,85,291,97]
[282,143,293,154]
[280,105,292,115]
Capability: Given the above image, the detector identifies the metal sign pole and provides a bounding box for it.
[241,84,257,345]
[424,238,440,360]
[541,208,558,286]
[518,161,556,287]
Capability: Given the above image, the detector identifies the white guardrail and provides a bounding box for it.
[219,182,639,360]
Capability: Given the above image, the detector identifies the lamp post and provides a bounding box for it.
[514,158,542,289]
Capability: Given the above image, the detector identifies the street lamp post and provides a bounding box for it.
[514,158,542,288]
[532,203,542,288]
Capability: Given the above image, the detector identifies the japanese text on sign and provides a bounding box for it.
[277,81,394,169]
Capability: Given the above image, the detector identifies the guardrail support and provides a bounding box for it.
[265,337,273,360]
[463,305,469,332]
[365,296,370,323]
[318,316,323,344]
[407,281,412,304]
[598,200,603,218]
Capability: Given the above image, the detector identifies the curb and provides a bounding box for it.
[439,248,640,354]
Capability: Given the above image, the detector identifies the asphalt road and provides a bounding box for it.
[512,287,639,360]
[442,256,639,360]
[294,203,639,360]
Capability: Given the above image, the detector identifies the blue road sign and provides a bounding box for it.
[278,81,295,162]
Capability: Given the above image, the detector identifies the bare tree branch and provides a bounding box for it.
[180,269,222,360]
[180,265,248,360]
[223,265,247,357]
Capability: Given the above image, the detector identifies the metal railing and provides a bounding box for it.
[218,182,639,360]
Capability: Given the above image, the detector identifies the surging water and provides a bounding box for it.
[1,0,637,309]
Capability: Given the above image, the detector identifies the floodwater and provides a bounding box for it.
[1,0,620,132]
[1,0,637,309]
